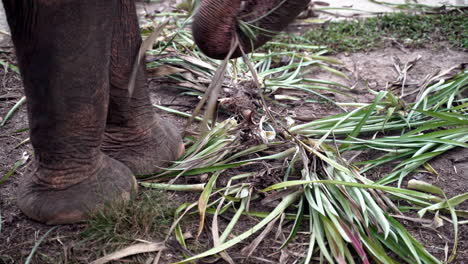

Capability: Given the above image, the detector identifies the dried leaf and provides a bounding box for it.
[90,242,167,264]
[148,65,186,77]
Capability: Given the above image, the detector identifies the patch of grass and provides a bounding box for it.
[79,190,176,259]
[301,12,468,53]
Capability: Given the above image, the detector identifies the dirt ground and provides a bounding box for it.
[1,40,467,263]
[1,1,468,263]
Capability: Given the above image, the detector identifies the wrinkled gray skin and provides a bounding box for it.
[2,0,308,224]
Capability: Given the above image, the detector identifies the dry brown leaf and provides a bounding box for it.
[148,65,186,77]
[240,216,280,259]
[128,19,169,97]
[211,196,235,264]
[178,54,217,71]
[90,242,167,264]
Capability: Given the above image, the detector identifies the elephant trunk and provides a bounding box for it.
[192,0,311,60]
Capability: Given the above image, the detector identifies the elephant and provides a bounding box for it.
[2,0,310,225]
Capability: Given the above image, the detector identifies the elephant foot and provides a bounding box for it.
[17,154,137,225]
[102,115,184,175]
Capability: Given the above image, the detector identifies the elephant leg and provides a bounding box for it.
[3,0,137,224]
[102,0,184,175]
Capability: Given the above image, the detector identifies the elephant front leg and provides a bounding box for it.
[102,0,184,176]
[3,0,137,224]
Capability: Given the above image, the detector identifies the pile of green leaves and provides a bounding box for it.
[145,68,466,263]
[137,12,467,263]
